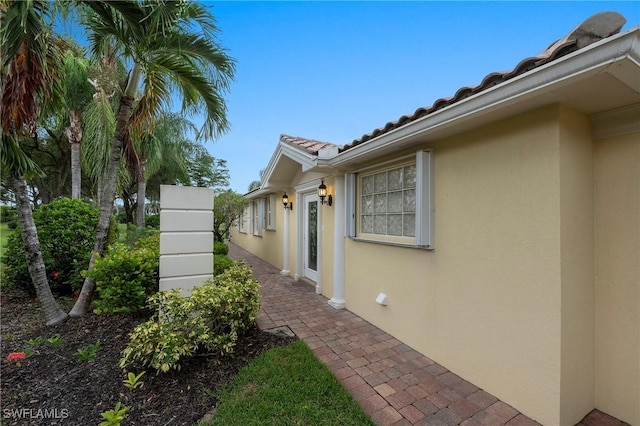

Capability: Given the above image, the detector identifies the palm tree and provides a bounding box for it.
[61,46,93,199]
[69,0,235,316]
[125,111,196,228]
[1,0,68,325]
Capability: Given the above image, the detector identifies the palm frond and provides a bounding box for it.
[152,54,229,139]
[81,92,115,184]
[129,67,171,134]
[150,31,235,89]
[1,0,50,68]
[1,133,44,177]
[1,0,62,136]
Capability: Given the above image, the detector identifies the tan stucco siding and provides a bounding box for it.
[231,227,281,268]
[345,106,563,425]
[558,106,595,425]
[594,131,640,426]
[230,196,283,271]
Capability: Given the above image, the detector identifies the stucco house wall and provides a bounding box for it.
[231,214,281,268]
[593,129,640,424]
[345,106,567,425]
[558,106,595,424]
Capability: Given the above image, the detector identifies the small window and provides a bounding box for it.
[348,150,432,248]
[238,206,248,233]
[265,195,276,230]
[251,200,262,236]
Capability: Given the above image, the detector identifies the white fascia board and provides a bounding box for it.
[245,188,270,199]
[278,141,318,172]
[259,141,319,192]
[331,28,640,168]
[260,146,285,190]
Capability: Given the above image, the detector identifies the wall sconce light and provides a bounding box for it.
[318,180,332,206]
[282,192,292,210]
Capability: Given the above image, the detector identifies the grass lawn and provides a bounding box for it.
[202,340,375,426]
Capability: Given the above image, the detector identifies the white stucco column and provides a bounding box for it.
[281,201,290,276]
[329,174,346,309]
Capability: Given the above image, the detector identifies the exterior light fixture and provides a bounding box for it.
[282,192,292,210]
[318,180,332,206]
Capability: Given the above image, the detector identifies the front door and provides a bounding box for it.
[303,193,319,282]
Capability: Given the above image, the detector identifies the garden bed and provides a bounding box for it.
[0,291,296,425]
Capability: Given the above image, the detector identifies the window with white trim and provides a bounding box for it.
[251,199,262,236]
[265,195,275,230]
[347,150,433,248]
[238,206,248,233]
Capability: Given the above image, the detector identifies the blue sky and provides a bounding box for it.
[200,1,639,193]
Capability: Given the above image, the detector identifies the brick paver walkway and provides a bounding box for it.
[228,242,624,426]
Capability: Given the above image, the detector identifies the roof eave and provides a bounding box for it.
[256,140,320,194]
[332,27,640,168]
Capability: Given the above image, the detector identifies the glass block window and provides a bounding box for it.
[360,162,417,238]
[348,150,432,248]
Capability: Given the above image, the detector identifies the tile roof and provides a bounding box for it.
[341,11,627,152]
[280,133,343,155]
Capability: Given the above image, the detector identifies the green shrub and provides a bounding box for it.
[120,262,260,372]
[0,205,17,224]
[145,214,160,229]
[2,199,118,295]
[213,241,228,256]
[123,224,149,247]
[89,232,160,314]
[116,210,127,224]
[214,255,234,276]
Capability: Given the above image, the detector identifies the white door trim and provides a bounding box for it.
[295,181,323,294]
[302,193,319,283]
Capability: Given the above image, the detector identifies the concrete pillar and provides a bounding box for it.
[329,174,346,309]
[159,185,214,296]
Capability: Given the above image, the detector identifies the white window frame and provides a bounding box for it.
[265,195,276,231]
[238,206,248,233]
[251,199,263,236]
[346,150,433,249]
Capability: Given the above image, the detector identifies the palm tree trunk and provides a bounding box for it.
[65,110,82,199]
[10,172,68,326]
[69,94,135,317]
[122,189,134,224]
[136,160,146,228]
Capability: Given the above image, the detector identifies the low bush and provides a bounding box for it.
[89,232,160,314]
[120,262,260,372]
[2,199,118,295]
[123,224,150,247]
[213,241,228,255]
[0,205,17,224]
[115,210,127,224]
[145,214,160,229]
[214,255,234,276]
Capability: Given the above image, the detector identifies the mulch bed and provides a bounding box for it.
[0,291,297,425]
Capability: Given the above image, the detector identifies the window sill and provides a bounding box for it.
[349,237,433,251]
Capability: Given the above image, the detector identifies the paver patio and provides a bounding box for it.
[228,242,627,426]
